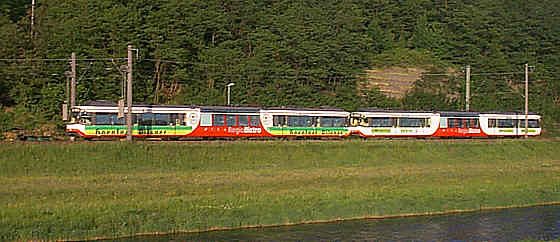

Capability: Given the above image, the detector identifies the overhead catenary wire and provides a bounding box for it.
[0,57,547,80]
[0,58,128,62]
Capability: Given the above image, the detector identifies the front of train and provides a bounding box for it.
[65,105,99,139]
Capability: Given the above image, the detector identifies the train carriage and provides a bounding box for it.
[479,112,541,137]
[350,109,439,137]
[66,100,199,139]
[432,111,486,137]
[260,107,351,138]
[187,106,267,138]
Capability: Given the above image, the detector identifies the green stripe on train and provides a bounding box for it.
[267,127,349,135]
[85,126,192,131]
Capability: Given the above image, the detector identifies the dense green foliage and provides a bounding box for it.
[1,0,559,132]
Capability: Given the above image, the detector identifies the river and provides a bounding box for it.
[126,205,560,241]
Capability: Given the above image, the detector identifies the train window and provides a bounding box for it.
[320,117,332,127]
[368,117,395,127]
[448,118,474,128]
[497,119,515,128]
[95,113,111,125]
[448,118,456,128]
[132,114,138,125]
[226,115,237,126]
[250,115,260,127]
[309,117,317,127]
[399,118,426,128]
[306,116,315,127]
[139,113,154,125]
[287,116,313,127]
[287,116,299,127]
[447,119,454,128]
[213,114,225,126]
[238,115,249,127]
[76,112,92,124]
[440,118,447,128]
[488,119,497,128]
[94,113,125,125]
[530,119,540,128]
[319,117,344,127]
[200,114,212,126]
[333,117,346,127]
[460,119,466,128]
[170,114,177,125]
[154,114,169,125]
[519,119,540,128]
[178,114,186,125]
[114,116,125,125]
[273,115,286,126]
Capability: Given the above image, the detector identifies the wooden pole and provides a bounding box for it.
[524,63,529,138]
[127,45,133,141]
[70,52,76,107]
[466,65,470,111]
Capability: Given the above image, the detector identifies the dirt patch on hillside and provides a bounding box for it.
[359,67,426,98]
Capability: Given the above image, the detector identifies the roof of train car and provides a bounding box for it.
[263,106,347,112]
[81,101,345,113]
[82,100,263,111]
[438,111,480,117]
[79,101,541,116]
[357,109,481,117]
[82,100,198,109]
[356,108,436,113]
[199,106,261,113]
[480,111,540,115]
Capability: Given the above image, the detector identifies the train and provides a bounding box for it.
[65,100,542,140]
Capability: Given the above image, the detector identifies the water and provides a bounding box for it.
[126,205,560,241]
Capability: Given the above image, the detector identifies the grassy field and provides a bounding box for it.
[1,139,559,240]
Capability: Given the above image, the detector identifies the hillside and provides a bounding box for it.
[0,0,559,135]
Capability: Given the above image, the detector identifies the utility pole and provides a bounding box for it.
[62,71,72,121]
[126,45,133,141]
[70,52,76,107]
[466,65,470,111]
[524,63,529,139]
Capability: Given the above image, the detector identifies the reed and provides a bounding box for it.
[1,140,559,240]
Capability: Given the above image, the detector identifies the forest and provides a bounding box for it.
[1,0,559,136]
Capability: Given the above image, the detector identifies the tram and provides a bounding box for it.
[66,100,542,140]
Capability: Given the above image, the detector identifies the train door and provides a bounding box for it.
[156,113,176,136]
[137,112,153,136]
[171,113,186,136]
[137,112,176,137]
[272,115,285,136]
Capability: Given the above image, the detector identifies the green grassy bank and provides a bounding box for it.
[1,140,559,241]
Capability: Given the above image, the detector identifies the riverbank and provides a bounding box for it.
[1,140,559,240]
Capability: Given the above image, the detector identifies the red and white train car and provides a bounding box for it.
[188,106,267,138]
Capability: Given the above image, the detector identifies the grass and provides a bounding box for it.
[1,139,559,240]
